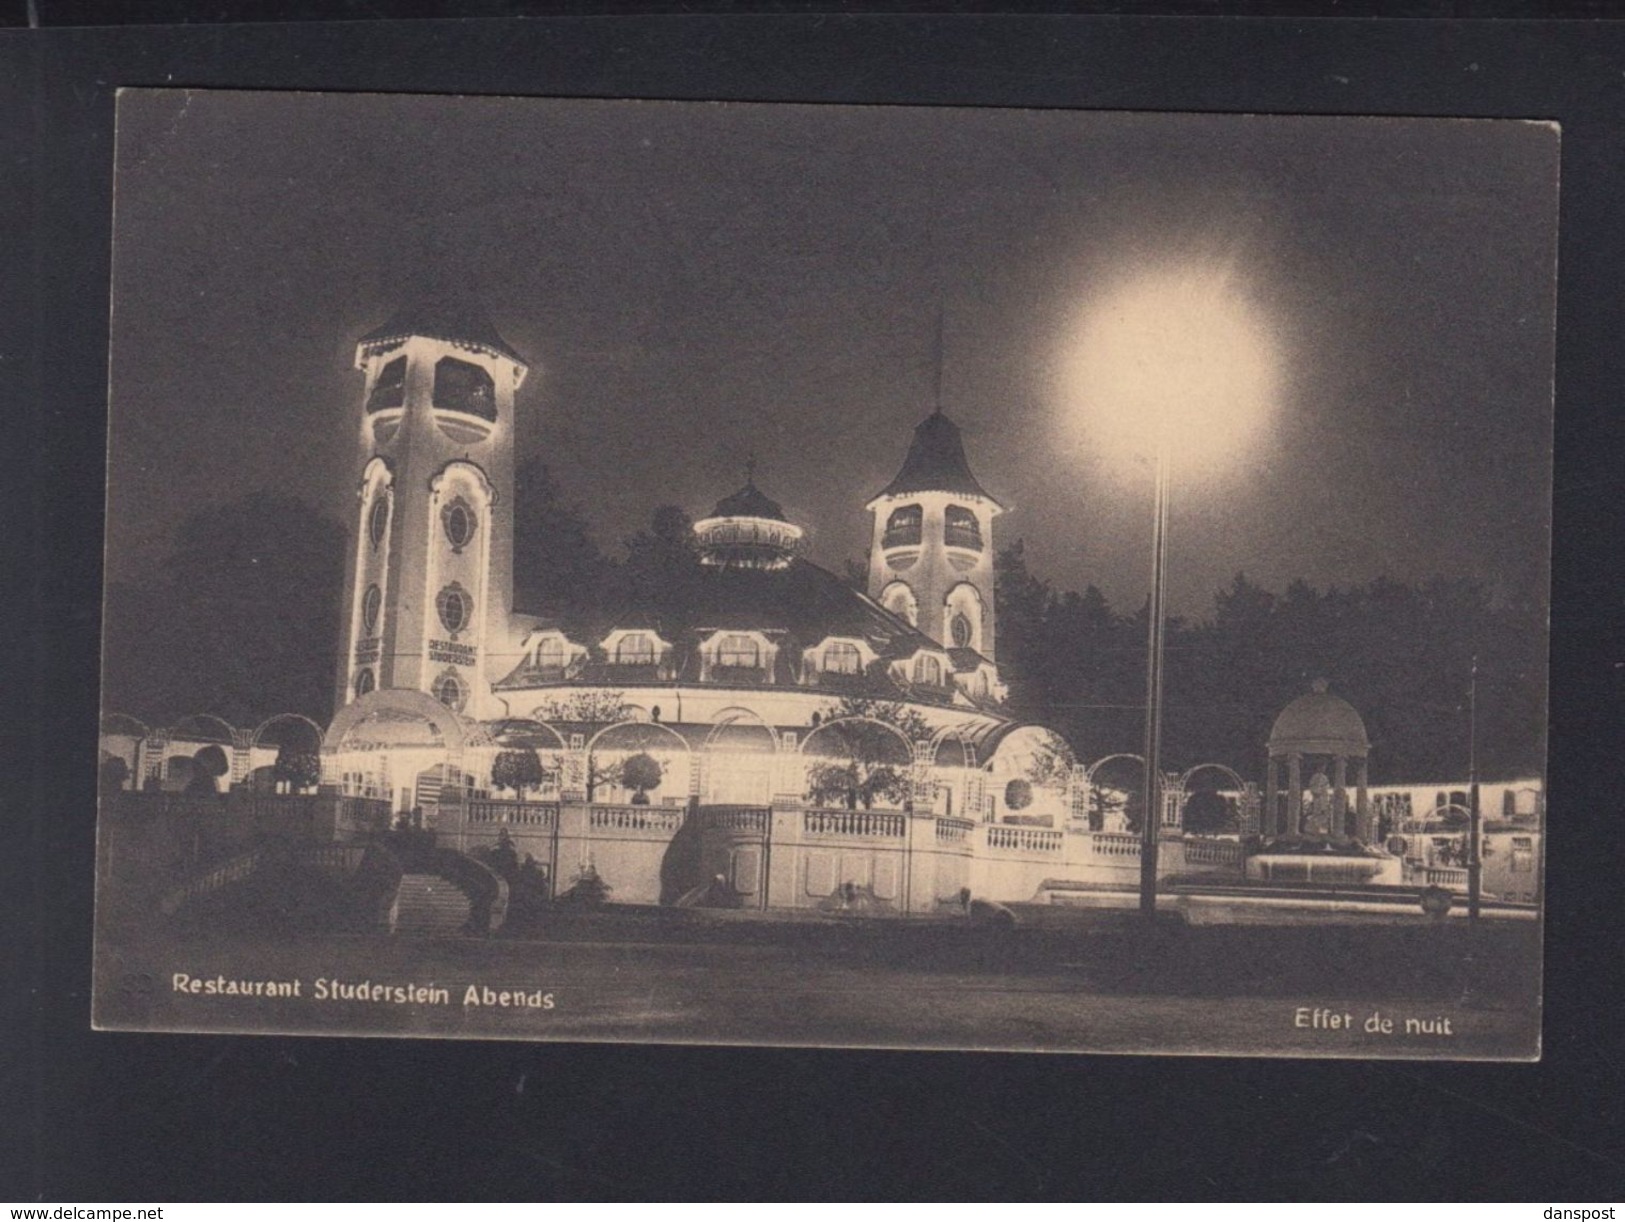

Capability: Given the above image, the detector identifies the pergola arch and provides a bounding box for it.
[586,718,692,759]
[489,718,567,751]
[100,712,150,739]
[1086,752,1144,784]
[322,688,469,753]
[704,707,777,751]
[800,715,914,763]
[1179,762,1249,794]
[170,713,238,743]
[251,712,326,751]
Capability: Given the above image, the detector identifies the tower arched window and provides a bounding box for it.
[436,583,472,635]
[616,634,656,666]
[881,582,918,627]
[441,495,477,553]
[823,642,861,675]
[717,634,760,669]
[883,504,923,549]
[368,496,390,549]
[361,584,382,635]
[944,505,983,551]
[432,670,466,712]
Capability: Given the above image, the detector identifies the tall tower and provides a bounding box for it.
[335,301,529,720]
[866,409,1003,662]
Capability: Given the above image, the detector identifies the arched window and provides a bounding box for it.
[616,633,656,665]
[717,634,760,668]
[944,505,983,551]
[353,668,375,698]
[361,584,382,635]
[915,654,943,686]
[883,503,923,548]
[536,638,566,671]
[823,642,861,675]
[368,496,390,549]
[432,671,465,712]
[436,584,472,635]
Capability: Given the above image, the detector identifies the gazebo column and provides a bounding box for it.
[1355,757,1371,842]
[1333,754,1348,838]
[1286,752,1302,836]
[1265,756,1279,837]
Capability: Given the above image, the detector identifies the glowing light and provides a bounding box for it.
[1061,261,1280,471]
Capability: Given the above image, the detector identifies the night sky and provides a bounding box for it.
[105,90,1558,617]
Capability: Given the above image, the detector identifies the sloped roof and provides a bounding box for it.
[706,481,789,523]
[873,410,1001,507]
[358,299,527,367]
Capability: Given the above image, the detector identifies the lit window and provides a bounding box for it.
[433,671,465,711]
[354,668,375,698]
[950,611,973,648]
[718,634,760,668]
[616,633,656,665]
[823,642,861,675]
[432,357,497,422]
[915,655,942,686]
[944,505,983,550]
[441,496,477,552]
[436,584,472,635]
[883,504,922,548]
[536,638,566,670]
[366,356,406,413]
[361,584,381,635]
[368,496,389,548]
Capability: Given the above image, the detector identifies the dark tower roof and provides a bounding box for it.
[708,480,789,523]
[358,298,528,368]
[873,410,1001,507]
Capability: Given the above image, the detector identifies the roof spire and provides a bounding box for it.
[745,453,758,487]
[931,307,945,416]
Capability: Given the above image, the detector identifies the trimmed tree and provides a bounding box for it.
[273,743,322,792]
[620,752,665,805]
[491,748,545,797]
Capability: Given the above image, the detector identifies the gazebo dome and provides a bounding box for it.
[1268,679,1370,756]
[694,479,804,571]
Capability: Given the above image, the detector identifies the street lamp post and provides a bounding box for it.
[1063,262,1280,923]
[1139,428,1172,920]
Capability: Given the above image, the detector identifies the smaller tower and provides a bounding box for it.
[694,479,803,571]
[866,410,1003,662]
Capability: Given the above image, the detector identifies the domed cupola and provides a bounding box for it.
[694,479,804,571]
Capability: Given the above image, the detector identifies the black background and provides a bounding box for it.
[8,6,1623,1203]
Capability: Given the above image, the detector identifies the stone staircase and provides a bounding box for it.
[390,872,471,935]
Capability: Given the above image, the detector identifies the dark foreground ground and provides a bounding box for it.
[94,905,1542,1059]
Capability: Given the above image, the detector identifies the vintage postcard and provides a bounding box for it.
[94,90,1555,1057]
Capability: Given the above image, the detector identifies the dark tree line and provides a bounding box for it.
[993,542,1547,785]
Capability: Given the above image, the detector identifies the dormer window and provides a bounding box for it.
[823,642,861,675]
[616,633,656,666]
[915,655,943,686]
[944,505,982,551]
[717,634,760,668]
[882,504,923,549]
[536,638,566,671]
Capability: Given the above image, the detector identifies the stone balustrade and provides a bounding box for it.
[803,809,906,839]
[985,825,1064,854]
